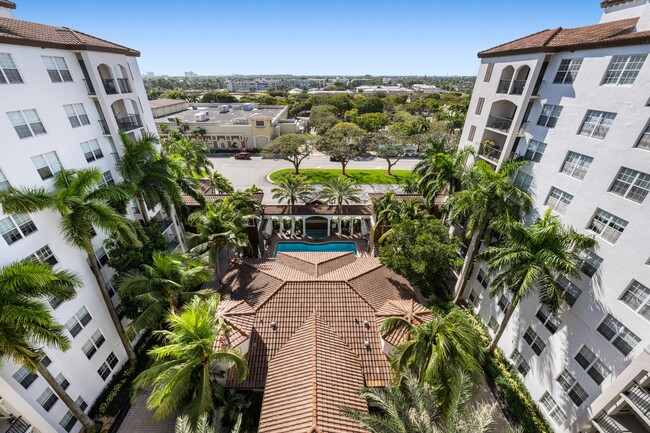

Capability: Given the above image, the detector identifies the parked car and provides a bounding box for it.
[234,151,251,160]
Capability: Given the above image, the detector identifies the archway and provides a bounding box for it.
[305,216,328,238]
[497,66,514,94]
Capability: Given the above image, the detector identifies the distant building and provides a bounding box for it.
[412,84,441,94]
[355,85,414,95]
[226,80,279,92]
[154,102,299,149]
[144,71,155,78]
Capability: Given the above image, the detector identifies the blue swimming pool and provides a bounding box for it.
[275,242,357,256]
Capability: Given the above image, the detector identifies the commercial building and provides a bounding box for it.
[412,83,442,94]
[225,80,278,92]
[355,84,414,95]
[459,1,650,432]
[0,2,182,432]
[154,101,300,149]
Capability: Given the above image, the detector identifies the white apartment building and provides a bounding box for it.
[459,1,650,432]
[0,2,182,432]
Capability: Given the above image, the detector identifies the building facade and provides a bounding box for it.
[0,2,182,432]
[459,1,650,432]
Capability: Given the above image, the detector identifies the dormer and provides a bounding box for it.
[601,0,650,31]
[0,0,15,19]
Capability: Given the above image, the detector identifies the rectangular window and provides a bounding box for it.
[255,120,265,127]
[59,411,77,432]
[575,346,611,385]
[477,268,490,289]
[65,306,92,337]
[13,367,38,389]
[37,388,58,411]
[514,171,533,192]
[545,187,573,215]
[488,316,499,333]
[80,139,103,162]
[535,305,562,334]
[0,214,38,245]
[7,109,46,138]
[63,103,90,128]
[540,392,567,426]
[560,151,593,180]
[82,330,106,359]
[602,54,646,85]
[553,58,583,84]
[484,63,494,82]
[537,104,563,128]
[524,139,546,162]
[556,275,582,306]
[95,247,109,266]
[98,171,115,188]
[48,296,64,310]
[523,327,546,355]
[497,295,510,313]
[0,167,10,192]
[468,289,479,308]
[31,151,62,180]
[27,245,58,266]
[97,352,119,380]
[636,123,650,150]
[587,209,628,244]
[597,314,640,355]
[609,167,650,204]
[556,369,589,406]
[468,125,476,141]
[577,250,603,278]
[475,97,485,115]
[0,53,23,84]
[578,110,616,139]
[510,349,530,377]
[76,397,88,412]
[43,56,72,83]
[620,280,650,322]
[56,373,70,390]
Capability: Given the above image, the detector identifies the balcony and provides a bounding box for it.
[83,78,96,95]
[117,78,132,93]
[486,114,513,133]
[593,413,631,433]
[98,119,110,135]
[532,80,543,97]
[103,78,118,95]
[4,417,31,433]
[510,80,526,95]
[115,114,142,132]
[622,383,650,425]
[497,79,510,94]
[478,142,503,163]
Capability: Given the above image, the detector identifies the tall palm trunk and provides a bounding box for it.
[214,246,222,291]
[87,252,137,363]
[487,300,518,352]
[136,194,149,224]
[37,363,100,432]
[453,225,485,304]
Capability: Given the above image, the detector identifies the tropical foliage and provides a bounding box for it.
[271,175,314,208]
[319,176,362,213]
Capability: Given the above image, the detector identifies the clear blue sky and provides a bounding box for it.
[16,0,601,76]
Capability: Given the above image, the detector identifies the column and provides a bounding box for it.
[338,217,342,236]
[291,217,295,237]
[279,217,284,234]
[327,217,331,237]
[350,217,355,236]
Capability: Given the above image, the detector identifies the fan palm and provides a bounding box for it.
[381,308,485,412]
[188,201,253,286]
[118,252,213,335]
[0,168,140,362]
[0,260,99,431]
[480,210,597,352]
[447,160,532,304]
[342,371,496,433]
[271,176,314,209]
[415,146,473,208]
[134,295,248,428]
[319,176,362,214]
[175,409,242,433]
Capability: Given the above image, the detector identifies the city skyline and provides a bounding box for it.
[19,0,600,76]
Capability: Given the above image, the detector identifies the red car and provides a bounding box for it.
[234,151,251,160]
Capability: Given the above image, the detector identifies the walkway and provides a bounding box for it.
[116,393,176,433]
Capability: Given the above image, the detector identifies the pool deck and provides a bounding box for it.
[263,233,371,258]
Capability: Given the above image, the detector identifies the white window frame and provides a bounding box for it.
[497,294,511,313]
[587,208,628,244]
[523,327,546,356]
[620,280,650,322]
[602,54,647,86]
[98,170,114,188]
[63,103,90,128]
[65,306,92,337]
[0,214,38,245]
[535,305,562,334]
[82,329,106,359]
[0,167,10,192]
[31,151,62,180]
[12,367,38,389]
[553,58,583,84]
[524,139,546,162]
[560,151,593,180]
[609,167,650,204]
[97,352,119,381]
[540,392,567,426]
[578,110,616,139]
[477,268,490,289]
[80,139,104,162]
[514,171,533,192]
[7,109,47,138]
[55,373,70,390]
[545,187,573,215]
[556,275,582,306]
[42,55,72,83]
[636,123,650,150]
[597,314,640,356]
[556,369,589,406]
[59,410,77,432]
[27,245,58,266]
[37,387,58,411]
[575,345,611,385]
[576,250,603,278]
[510,349,530,377]
[537,104,563,128]
[0,52,23,84]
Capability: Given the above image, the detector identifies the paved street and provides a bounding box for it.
[208,153,419,204]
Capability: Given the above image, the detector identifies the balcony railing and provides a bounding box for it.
[497,79,511,94]
[510,80,526,95]
[83,78,96,95]
[487,114,513,132]
[532,80,543,97]
[167,236,180,251]
[103,78,118,95]
[478,142,503,163]
[624,383,650,419]
[593,413,630,433]
[117,78,132,93]
[5,416,31,433]
[115,114,143,132]
[98,119,110,135]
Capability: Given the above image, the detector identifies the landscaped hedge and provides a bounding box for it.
[466,312,553,433]
[89,333,156,419]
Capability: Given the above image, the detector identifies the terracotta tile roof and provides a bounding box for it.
[276,252,357,277]
[180,191,264,208]
[375,300,435,346]
[263,204,373,216]
[0,1,16,9]
[214,300,256,350]
[601,0,635,7]
[258,314,368,433]
[0,17,139,56]
[479,17,647,58]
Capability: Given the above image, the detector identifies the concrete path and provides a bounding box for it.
[116,393,176,433]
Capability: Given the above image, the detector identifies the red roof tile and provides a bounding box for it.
[375,300,435,346]
[0,1,16,9]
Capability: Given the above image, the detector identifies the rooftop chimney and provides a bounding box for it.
[0,1,15,18]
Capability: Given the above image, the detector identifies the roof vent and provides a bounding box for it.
[363,320,370,328]
[364,340,370,348]
[270,321,277,330]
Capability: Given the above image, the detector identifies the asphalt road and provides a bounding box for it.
[208,153,419,204]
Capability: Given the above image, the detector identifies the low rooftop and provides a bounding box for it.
[148,99,187,109]
[154,104,286,126]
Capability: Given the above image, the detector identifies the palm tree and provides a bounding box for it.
[175,409,242,433]
[415,146,473,208]
[342,372,497,433]
[319,176,362,214]
[118,252,213,335]
[133,295,248,428]
[117,132,180,223]
[224,191,261,216]
[372,191,401,237]
[480,210,598,352]
[188,201,253,286]
[271,176,314,210]
[0,168,140,363]
[168,138,214,176]
[381,308,485,410]
[207,172,234,195]
[400,175,420,194]
[447,160,533,304]
[0,260,99,432]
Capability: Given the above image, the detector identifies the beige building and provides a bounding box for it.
[153,101,300,149]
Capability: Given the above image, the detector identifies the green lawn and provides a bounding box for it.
[269,168,414,185]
